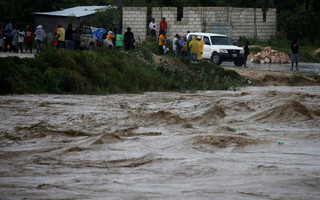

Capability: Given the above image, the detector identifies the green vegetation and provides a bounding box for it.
[0,43,244,95]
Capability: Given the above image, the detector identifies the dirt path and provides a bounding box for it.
[225,66,320,86]
[0,52,35,58]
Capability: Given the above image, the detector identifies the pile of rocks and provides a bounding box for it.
[251,47,290,64]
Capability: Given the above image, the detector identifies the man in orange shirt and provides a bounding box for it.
[107,31,115,43]
[158,31,166,55]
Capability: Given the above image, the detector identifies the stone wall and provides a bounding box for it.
[123,6,276,42]
[122,7,147,42]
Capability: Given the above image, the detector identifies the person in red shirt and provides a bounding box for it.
[25,25,34,53]
[159,17,167,35]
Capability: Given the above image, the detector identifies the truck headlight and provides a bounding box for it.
[219,49,228,53]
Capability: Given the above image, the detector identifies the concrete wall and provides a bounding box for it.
[123,6,277,42]
[122,7,147,42]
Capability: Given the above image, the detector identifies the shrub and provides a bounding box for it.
[0,45,244,94]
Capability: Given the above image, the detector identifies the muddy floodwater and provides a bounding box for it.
[0,86,320,199]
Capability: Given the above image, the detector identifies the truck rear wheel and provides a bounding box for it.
[234,59,244,66]
[88,43,94,51]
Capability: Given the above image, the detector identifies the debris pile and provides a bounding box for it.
[251,47,290,64]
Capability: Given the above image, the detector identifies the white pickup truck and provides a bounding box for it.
[187,32,244,66]
[80,26,113,50]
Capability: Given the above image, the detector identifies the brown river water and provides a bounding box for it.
[0,86,320,199]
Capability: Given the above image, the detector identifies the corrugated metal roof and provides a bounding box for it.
[33,6,110,17]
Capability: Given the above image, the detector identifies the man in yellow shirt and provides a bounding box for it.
[57,24,65,49]
[158,31,166,55]
[197,35,204,61]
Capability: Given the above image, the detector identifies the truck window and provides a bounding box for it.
[210,36,233,45]
[83,27,92,34]
[203,36,210,45]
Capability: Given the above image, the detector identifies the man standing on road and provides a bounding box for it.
[290,39,299,70]
[244,41,250,68]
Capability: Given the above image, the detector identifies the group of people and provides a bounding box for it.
[0,19,137,54]
[151,17,204,62]
[158,31,204,62]
[53,23,83,50]
[0,20,46,54]
[95,27,135,50]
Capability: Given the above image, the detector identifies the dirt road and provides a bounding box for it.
[1,86,320,199]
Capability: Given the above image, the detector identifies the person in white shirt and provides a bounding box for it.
[172,34,179,57]
[149,18,157,40]
[18,28,25,53]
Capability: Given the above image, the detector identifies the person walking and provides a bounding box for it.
[124,27,135,50]
[149,18,157,40]
[65,24,74,50]
[34,25,46,54]
[197,35,204,62]
[244,40,250,68]
[25,25,33,53]
[290,39,299,70]
[188,36,199,62]
[18,27,25,53]
[4,19,13,52]
[172,34,179,57]
[56,24,65,49]
[158,31,166,55]
[115,30,124,50]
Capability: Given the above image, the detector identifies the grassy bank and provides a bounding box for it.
[0,45,244,95]
[237,36,320,63]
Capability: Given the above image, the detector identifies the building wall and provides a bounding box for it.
[123,6,276,41]
[122,7,147,42]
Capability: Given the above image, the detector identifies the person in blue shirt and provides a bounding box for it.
[4,19,13,52]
